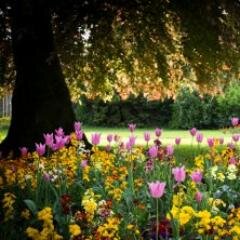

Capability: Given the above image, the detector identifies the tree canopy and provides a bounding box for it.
[0,0,239,100]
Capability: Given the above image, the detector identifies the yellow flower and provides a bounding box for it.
[178,206,195,226]
[37,207,53,223]
[26,227,40,239]
[230,225,240,235]
[69,224,81,237]
[217,172,225,182]
[21,209,31,220]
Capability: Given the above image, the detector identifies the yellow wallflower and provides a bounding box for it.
[21,209,31,220]
[69,224,81,237]
[2,192,16,221]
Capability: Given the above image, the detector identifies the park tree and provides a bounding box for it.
[0,0,239,157]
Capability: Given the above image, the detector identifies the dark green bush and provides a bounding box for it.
[74,83,240,129]
[170,88,219,129]
[74,94,173,127]
[216,83,240,128]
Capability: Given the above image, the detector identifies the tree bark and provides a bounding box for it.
[0,0,90,158]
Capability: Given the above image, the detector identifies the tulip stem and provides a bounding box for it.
[156,198,159,240]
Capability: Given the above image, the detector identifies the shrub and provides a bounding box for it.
[74,94,173,127]
[216,83,240,128]
[171,88,219,129]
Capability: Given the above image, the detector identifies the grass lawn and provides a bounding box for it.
[0,118,233,145]
[83,126,233,146]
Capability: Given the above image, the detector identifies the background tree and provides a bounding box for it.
[0,0,239,156]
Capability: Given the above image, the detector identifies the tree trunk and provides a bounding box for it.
[0,0,90,158]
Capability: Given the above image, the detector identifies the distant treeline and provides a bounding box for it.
[74,83,240,129]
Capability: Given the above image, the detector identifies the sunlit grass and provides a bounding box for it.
[0,118,233,145]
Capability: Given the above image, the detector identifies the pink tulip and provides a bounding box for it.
[172,166,186,183]
[44,133,54,147]
[81,160,88,168]
[207,138,214,147]
[35,143,46,156]
[144,132,151,143]
[175,137,181,145]
[91,133,101,145]
[105,144,111,152]
[19,147,28,157]
[145,159,154,172]
[126,141,133,151]
[55,127,64,137]
[126,136,136,151]
[196,132,203,143]
[128,123,136,132]
[232,134,240,142]
[75,130,83,141]
[107,134,113,143]
[229,157,237,165]
[129,135,136,146]
[166,144,174,156]
[54,135,66,149]
[195,191,203,203]
[227,142,235,149]
[190,128,197,137]
[74,121,82,131]
[148,181,166,198]
[148,146,158,158]
[43,172,51,182]
[231,117,239,127]
[190,170,203,183]
[155,128,162,138]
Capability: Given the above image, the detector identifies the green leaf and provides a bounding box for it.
[24,199,37,215]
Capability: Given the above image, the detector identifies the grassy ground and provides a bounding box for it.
[0,118,233,144]
[83,126,232,145]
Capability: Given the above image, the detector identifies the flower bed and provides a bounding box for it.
[0,121,240,239]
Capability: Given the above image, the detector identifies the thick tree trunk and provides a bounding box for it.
[0,0,90,158]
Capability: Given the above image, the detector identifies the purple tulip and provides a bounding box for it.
[105,144,111,152]
[229,157,237,165]
[43,172,51,182]
[107,134,113,143]
[166,144,174,156]
[144,132,151,143]
[129,135,136,146]
[172,166,186,183]
[148,146,158,158]
[19,147,28,157]
[195,191,203,203]
[190,128,197,137]
[148,181,166,198]
[231,117,239,127]
[190,170,203,183]
[75,130,83,141]
[128,123,136,132]
[232,134,240,142]
[55,127,64,137]
[227,142,235,149]
[91,133,101,145]
[175,137,181,145]
[74,121,82,131]
[35,143,46,156]
[44,133,54,147]
[207,138,214,147]
[196,132,203,143]
[81,160,88,168]
[55,135,66,149]
[145,159,154,172]
[126,141,133,151]
[155,128,162,138]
